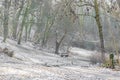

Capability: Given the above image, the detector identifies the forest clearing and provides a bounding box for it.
[0,0,120,80]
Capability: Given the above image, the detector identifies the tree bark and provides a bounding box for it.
[94,0,105,61]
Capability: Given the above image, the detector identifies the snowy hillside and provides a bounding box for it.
[0,38,120,80]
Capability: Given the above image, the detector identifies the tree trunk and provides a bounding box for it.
[55,31,67,54]
[55,41,60,54]
[25,26,28,42]
[12,0,24,40]
[28,16,34,40]
[3,0,9,42]
[94,0,105,61]
[18,1,29,44]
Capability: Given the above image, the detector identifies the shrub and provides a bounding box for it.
[89,52,103,64]
[102,53,115,69]
[109,53,115,69]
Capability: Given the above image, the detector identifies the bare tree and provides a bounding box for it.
[12,0,24,40]
[94,0,105,61]
[17,0,30,44]
[55,30,67,54]
[3,0,10,42]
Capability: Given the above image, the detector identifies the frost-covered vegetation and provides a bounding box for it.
[0,0,120,80]
[0,37,120,80]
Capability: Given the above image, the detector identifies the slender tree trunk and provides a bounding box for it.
[25,26,28,42]
[94,0,105,61]
[55,31,67,54]
[12,0,24,40]
[33,4,43,44]
[18,1,29,44]
[3,0,9,42]
[28,16,34,40]
[55,41,59,54]
[42,19,49,46]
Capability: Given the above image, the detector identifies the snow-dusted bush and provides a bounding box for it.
[89,52,103,64]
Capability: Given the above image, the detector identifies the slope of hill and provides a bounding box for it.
[0,37,120,80]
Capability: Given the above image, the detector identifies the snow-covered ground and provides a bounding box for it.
[0,37,120,80]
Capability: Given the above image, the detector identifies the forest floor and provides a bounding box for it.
[0,37,120,80]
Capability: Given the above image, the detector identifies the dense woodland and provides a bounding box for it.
[0,0,120,65]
